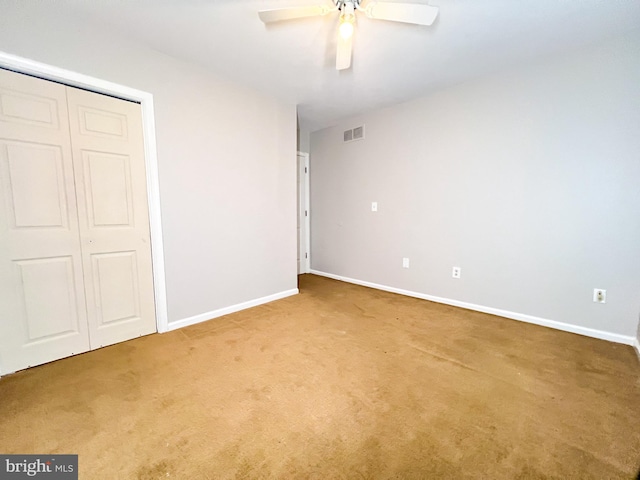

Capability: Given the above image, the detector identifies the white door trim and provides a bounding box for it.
[297,151,311,273]
[0,51,169,337]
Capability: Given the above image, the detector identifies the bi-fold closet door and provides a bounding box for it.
[0,68,157,374]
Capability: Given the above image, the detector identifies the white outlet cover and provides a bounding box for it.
[371,202,378,212]
[452,266,461,278]
[593,288,606,303]
[402,258,410,268]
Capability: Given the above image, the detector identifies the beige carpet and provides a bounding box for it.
[1,274,639,479]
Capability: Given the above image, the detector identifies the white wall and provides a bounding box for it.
[310,33,640,341]
[299,127,311,154]
[0,2,298,326]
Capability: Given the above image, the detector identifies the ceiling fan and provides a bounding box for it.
[258,0,439,70]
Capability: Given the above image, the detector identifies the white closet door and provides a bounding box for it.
[0,69,91,373]
[66,87,156,348]
[297,153,306,274]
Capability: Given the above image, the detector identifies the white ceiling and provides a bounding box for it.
[59,0,640,131]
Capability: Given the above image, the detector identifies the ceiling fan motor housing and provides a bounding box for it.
[335,0,362,7]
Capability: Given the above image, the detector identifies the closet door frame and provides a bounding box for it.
[0,52,169,373]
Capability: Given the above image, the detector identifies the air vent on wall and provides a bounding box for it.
[343,124,365,143]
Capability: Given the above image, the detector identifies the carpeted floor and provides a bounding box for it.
[1,274,639,479]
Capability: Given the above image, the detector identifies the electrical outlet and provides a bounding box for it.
[371,202,378,212]
[402,258,410,269]
[593,288,606,303]
[452,266,461,279]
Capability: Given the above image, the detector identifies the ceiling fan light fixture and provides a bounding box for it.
[339,2,356,39]
[339,17,354,39]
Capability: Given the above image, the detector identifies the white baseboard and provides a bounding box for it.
[166,288,299,332]
[309,270,636,346]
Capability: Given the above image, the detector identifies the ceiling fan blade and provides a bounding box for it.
[258,5,333,24]
[336,35,353,70]
[363,2,439,26]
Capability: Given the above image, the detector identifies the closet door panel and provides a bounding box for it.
[4,142,69,228]
[90,251,141,326]
[66,87,156,349]
[83,150,134,227]
[0,69,90,374]
[14,256,82,340]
